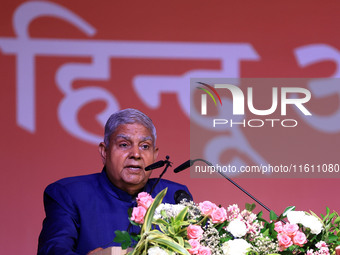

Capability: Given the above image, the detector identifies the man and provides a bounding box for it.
[38,108,192,255]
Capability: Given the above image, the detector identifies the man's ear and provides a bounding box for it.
[153,147,159,161]
[98,142,107,164]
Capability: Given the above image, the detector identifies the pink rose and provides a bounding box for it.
[136,192,153,209]
[283,223,299,237]
[293,231,307,247]
[199,201,217,216]
[188,239,201,254]
[187,225,204,240]
[336,245,340,255]
[274,221,283,233]
[277,233,293,250]
[210,207,227,224]
[198,246,211,255]
[131,206,146,224]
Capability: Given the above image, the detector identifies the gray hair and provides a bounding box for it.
[103,108,157,146]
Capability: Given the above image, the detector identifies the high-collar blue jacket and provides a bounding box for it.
[38,169,192,255]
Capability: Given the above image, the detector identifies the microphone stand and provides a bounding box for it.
[150,155,172,195]
[191,159,273,214]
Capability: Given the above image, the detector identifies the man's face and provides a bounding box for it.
[99,123,159,194]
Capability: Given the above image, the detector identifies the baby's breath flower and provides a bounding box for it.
[251,234,279,254]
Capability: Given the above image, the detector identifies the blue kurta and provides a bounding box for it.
[38,169,192,255]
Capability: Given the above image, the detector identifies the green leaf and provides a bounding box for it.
[157,223,169,234]
[262,228,270,237]
[175,207,188,222]
[282,206,295,216]
[153,218,169,226]
[175,236,184,246]
[245,203,256,212]
[161,210,168,218]
[328,233,338,242]
[113,230,132,249]
[150,237,191,255]
[334,216,340,225]
[141,188,168,235]
[128,207,133,217]
[131,233,140,242]
[183,240,191,249]
[270,210,278,221]
[168,226,176,236]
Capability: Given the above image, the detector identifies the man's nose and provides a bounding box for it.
[129,145,141,158]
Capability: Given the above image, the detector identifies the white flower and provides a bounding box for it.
[147,246,168,255]
[227,219,247,238]
[287,211,306,224]
[222,239,252,255]
[301,215,323,235]
[287,211,323,235]
[153,203,185,220]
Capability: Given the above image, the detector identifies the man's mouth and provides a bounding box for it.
[125,165,143,171]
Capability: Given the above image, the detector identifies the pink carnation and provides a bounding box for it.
[187,224,204,240]
[315,241,330,255]
[283,223,299,237]
[136,192,153,209]
[188,239,201,254]
[277,233,293,250]
[198,246,211,255]
[293,231,307,247]
[227,204,240,220]
[227,204,240,214]
[131,206,146,224]
[199,201,217,216]
[316,241,327,249]
[210,207,227,224]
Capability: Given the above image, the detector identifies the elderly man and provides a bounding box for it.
[38,108,191,255]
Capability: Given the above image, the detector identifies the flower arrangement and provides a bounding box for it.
[114,188,340,255]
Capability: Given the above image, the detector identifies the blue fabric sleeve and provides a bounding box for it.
[38,183,79,255]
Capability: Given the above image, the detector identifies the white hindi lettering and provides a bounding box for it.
[0,1,260,146]
[295,44,340,133]
[1,1,338,175]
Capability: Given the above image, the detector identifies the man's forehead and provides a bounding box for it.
[109,123,154,142]
[114,134,153,142]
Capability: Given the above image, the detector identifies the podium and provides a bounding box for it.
[93,247,128,255]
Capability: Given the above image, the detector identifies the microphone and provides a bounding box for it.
[145,160,167,171]
[174,190,192,204]
[173,159,212,173]
[173,160,192,173]
[174,158,273,214]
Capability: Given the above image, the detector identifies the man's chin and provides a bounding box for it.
[122,175,147,186]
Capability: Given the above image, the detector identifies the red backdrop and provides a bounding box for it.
[1,1,340,254]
